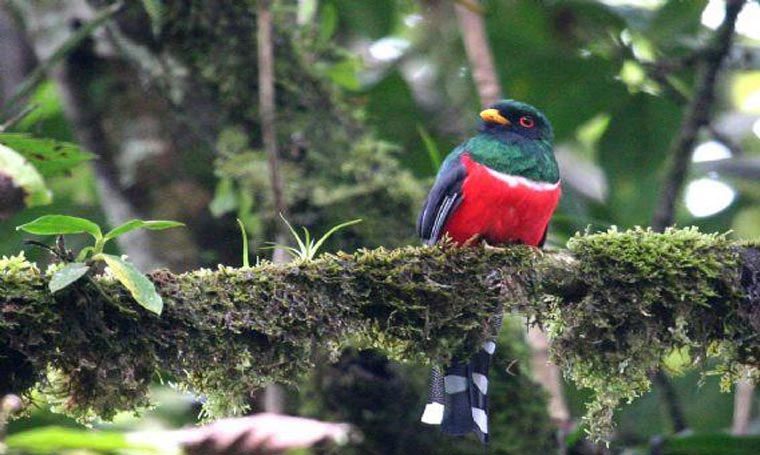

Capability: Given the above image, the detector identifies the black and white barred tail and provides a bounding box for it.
[420,340,496,443]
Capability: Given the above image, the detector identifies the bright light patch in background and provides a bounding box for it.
[369,37,410,61]
[600,0,663,8]
[685,178,736,217]
[404,14,422,27]
[754,118,760,138]
[702,0,760,40]
[692,141,732,162]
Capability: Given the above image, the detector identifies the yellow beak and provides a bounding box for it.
[479,108,510,125]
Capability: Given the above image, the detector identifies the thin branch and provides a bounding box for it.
[651,0,746,232]
[731,377,754,435]
[454,2,501,107]
[257,0,289,412]
[0,103,36,132]
[652,370,687,433]
[257,0,289,268]
[1,1,122,116]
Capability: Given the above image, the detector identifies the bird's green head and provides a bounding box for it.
[468,99,559,182]
[478,99,554,145]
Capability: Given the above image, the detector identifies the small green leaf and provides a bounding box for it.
[311,219,362,255]
[0,143,52,209]
[17,215,102,239]
[49,262,90,293]
[104,219,184,241]
[417,124,442,171]
[98,254,163,315]
[237,218,250,268]
[279,213,308,256]
[75,246,95,262]
[274,216,362,261]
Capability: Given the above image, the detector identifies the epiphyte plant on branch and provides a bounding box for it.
[16,215,183,315]
[266,213,362,262]
[418,99,560,443]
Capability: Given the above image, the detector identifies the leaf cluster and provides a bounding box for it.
[266,214,362,261]
[16,215,183,315]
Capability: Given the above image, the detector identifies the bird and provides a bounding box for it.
[417,99,560,443]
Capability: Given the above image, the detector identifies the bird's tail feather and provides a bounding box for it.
[421,340,496,443]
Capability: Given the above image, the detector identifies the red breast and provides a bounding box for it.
[443,154,561,246]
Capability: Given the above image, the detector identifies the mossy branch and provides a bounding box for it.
[1,227,758,440]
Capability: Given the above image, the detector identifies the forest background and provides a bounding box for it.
[0,0,759,453]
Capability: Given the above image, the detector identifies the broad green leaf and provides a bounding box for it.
[104,219,184,241]
[0,133,93,177]
[49,262,90,293]
[597,93,681,226]
[485,0,629,141]
[6,426,142,453]
[365,71,437,176]
[209,177,238,217]
[17,215,102,239]
[99,254,163,315]
[646,0,708,48]
[13,82,72,138]
[324,59,361,91]
[0,143,52,209]
[318,2,338,43]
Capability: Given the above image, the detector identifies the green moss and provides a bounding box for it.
[0,229,756,439]
[0,253,48,397]
[0,244,534,421]
[543,227,752,440]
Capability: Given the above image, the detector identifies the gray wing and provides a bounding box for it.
[416,156,466,245]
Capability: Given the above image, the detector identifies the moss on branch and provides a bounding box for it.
[1,227,758,439]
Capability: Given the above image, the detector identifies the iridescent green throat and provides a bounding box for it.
[464,134,559,183]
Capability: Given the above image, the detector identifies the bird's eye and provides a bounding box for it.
[519,116,535,128]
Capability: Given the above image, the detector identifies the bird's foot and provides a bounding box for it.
[462,234,483,247]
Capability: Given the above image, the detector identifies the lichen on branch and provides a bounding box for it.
[0,227,758,440]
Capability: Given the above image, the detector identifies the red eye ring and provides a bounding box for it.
[519,116,535,128]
